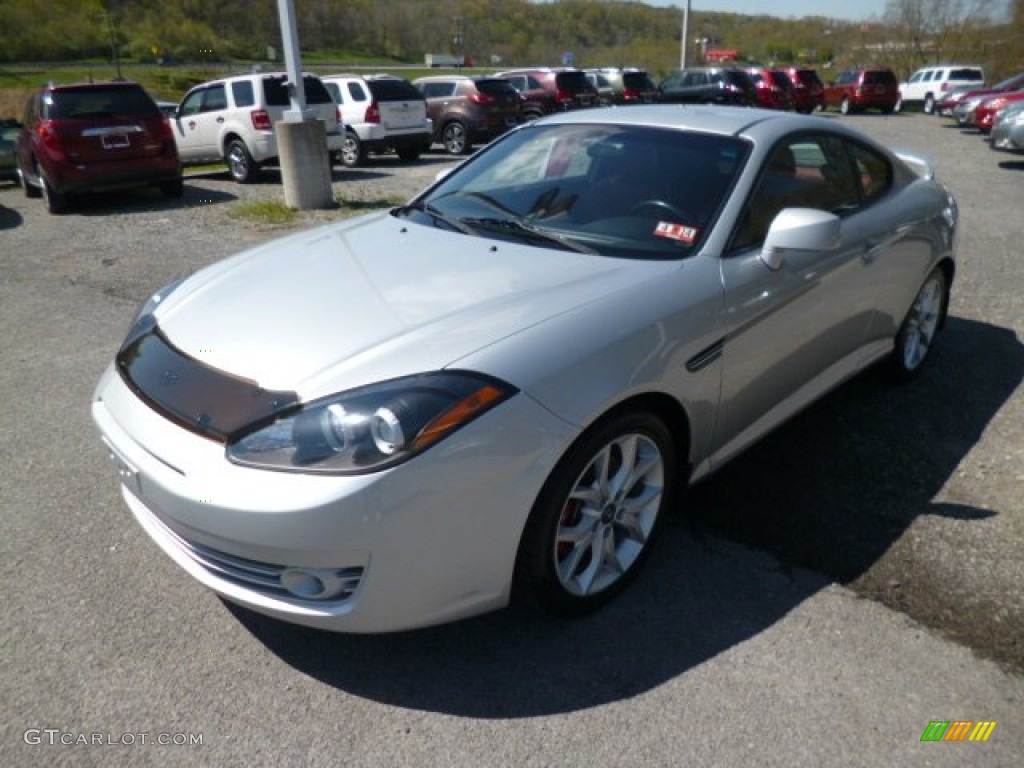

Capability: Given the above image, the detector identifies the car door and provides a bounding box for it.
[711,133,883,467]
[419,81,456,134]
[173,84,227,162]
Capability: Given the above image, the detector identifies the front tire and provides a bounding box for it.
[840,97,852,115]
[226,138,259,183]
[514,410,677,616]
[892,267,948,379]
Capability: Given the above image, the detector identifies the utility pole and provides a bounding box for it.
[680,0,691,69]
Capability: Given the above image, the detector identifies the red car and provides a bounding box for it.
[936,71,1024,117]
[747,68,796,110]
[823,68,899,114]
[974,90,1024,133]
[786,67,826,113]
[15,81,181,213]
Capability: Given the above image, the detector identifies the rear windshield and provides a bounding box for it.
[555,71,592,91]
[623,72,656,91]
[864,70,897,85]
[43,86,158,119]
[474,78,519,97]
[369,78,424,102]
[263,75,332,106]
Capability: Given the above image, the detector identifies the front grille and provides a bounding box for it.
[149,509,363,603]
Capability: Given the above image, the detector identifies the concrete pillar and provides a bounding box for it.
[276,120,334,210]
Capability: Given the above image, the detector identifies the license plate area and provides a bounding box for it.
[102,134,130,149]
[103,437,142,496]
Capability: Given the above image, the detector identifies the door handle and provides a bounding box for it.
[216,117,225,123]
[188,120,196,129]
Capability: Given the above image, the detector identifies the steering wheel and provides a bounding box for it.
[628,199,691,221]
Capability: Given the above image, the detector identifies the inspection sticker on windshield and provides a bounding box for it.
[654,222,698,243]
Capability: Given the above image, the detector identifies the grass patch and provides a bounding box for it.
[338,193,406,212]
[228,200,300,226]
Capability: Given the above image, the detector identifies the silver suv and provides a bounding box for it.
[321,75,432,167]
[896,65,984,114]
[172,72,344,183]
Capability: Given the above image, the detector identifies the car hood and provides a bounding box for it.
[153,213,672,398]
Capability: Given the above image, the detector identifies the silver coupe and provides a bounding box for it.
[93,106,957,632]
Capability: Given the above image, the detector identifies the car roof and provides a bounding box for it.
[530,104,867,143]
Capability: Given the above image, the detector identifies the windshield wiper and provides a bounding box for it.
[462,217,597,254]
[392,201,475,235]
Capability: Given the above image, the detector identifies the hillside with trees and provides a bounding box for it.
[0,0,1019,81]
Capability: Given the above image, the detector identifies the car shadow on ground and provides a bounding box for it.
[230,315,1022,716]
[0,202,23,230]
[71,183,237,216]
[997,159,1024,171]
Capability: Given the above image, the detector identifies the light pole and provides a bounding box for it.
[680,0,691,69]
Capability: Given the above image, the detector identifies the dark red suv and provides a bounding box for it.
[15,81,182,213]
[496,68,599,120]
[786,67,826,113]
[823,69,899,114]
[747,68,796,110]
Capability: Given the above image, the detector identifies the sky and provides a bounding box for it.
[631,1,891,22]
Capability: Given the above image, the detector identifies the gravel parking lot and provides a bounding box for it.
[1,114,1022,767]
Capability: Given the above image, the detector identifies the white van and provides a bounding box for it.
[897,65,985,114]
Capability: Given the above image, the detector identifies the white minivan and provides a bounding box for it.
[896,65,984,114]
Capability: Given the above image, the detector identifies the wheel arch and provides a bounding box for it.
[219,131,245,156]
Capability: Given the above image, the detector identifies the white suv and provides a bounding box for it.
[896,65,984,114]
[172,72,344,182]
[321,75,432,167]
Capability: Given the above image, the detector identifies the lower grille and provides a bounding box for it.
[150,510,363,603]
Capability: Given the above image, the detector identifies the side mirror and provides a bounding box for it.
[760,208,841,270]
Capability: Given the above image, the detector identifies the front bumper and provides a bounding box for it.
[92,364,574,633]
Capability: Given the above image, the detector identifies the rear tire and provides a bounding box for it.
[441,121,471,155]
[41,174,68,214]
[923,94,935,114]
[226,139,259,184]
[19,160,41,199]
[340,131,365,168]
[892,267,948,380]
[840,97,852,115]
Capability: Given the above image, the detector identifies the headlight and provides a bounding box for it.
[227,372,516,474]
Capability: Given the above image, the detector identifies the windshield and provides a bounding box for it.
[396,122,748,260]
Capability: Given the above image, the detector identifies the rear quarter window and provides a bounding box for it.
[950,68,983,81]
[262,75,332,106]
